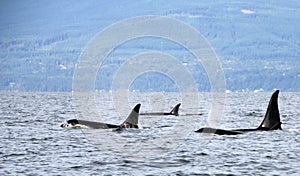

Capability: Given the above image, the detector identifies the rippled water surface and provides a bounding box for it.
[1,91,300,175]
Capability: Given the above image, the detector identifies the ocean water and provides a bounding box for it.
[1,91,300,175]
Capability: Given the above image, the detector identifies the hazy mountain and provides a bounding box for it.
[1,0,299,92]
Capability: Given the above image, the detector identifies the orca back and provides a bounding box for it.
[195,90,282,135]
[61,104,141,129]
[195,127,242,135]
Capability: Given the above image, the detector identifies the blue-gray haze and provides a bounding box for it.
[0,1,299,92]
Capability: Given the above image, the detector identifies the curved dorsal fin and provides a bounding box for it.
[121,104,141,127]
[258,90,281,130]
[170,103,181,116]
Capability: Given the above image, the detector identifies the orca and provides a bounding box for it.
[140,103,181,116]
[195,90,282,135]
[60,104,141,129]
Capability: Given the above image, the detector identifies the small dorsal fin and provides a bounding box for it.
[258,90,281,130]
[170,103,181,116]
[121,104,141,128]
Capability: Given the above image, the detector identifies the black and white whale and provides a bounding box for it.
[60,104,141,129]
[195,90,282,135]
[140,103,181,116]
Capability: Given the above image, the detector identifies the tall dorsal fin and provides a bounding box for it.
[170,103,181,116]
[258,90,281,130]
[121,104,141,127]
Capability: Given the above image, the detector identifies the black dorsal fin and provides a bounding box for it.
[170,103,181,116]
[121,104,141,128]
[258,90,281,130]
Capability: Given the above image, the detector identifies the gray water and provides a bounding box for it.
[1,91,300,175]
